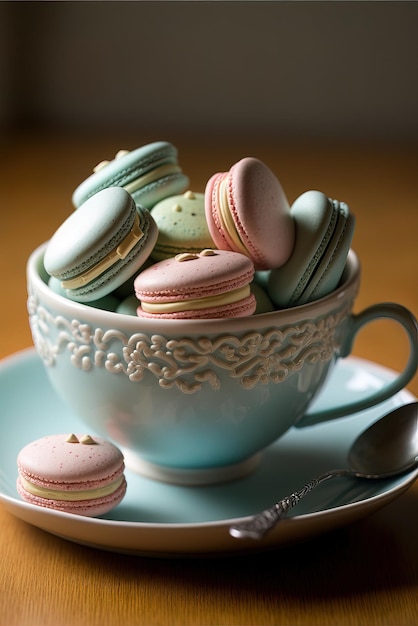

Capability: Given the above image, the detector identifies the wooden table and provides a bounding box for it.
[1,132,417,626]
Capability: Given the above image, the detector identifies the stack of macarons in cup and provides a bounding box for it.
[18,140,355,516]
[43,140,356,319]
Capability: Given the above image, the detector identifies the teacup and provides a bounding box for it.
[27,243,417,485]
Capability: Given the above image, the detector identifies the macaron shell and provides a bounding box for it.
[72,141,189,209]
[44,187,137,278]
[134,250,254,303]
[48,276,120,311]
[44,187,158,302]
[136,293,256,319]
[111,259,153,300]
[253,270,271,290]
[133,172,190,210]
[268,191,337,307]
[250,282,275,314]
[134,249,256,320]
[268,191,355,307]
[151,191,214,261]
[116,294,139,316]
[16,475,127,517]
[17,434,125,488]
[300,202,355,304]
[205,157,295,270]
[64,208,158,302]
[17,434,127,517]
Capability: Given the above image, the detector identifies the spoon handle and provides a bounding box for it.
[229,469,350,539]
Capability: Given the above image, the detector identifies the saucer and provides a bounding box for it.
[0,349,416,557]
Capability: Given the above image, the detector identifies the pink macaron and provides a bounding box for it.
[17,434,127,516]
[134,248,256,319]
[204,157,295,270]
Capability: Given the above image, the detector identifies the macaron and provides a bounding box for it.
[48,276,120,311]
[150,190,215,261]
[205,157,295,270]
[17,434,127,517]
[44,187,158,302]
[268,190,356,308]
[253,270,271,290]
[111,256,154,300]
[250,282,275,315]
[134,249,256,319]
[115,294,138,316]
[72,141,189,209]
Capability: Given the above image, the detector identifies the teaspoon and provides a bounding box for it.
[230,402,418,540]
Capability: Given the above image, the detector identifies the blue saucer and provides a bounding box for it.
[0,349,416,557]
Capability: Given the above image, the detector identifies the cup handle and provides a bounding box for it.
[297,303,418,427]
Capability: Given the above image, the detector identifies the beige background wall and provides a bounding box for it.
[1,1,417,140]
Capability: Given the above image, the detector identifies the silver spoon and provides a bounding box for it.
[230,402,418,540]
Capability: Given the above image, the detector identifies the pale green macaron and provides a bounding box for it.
[72,141,189,210]
[150,190,215,261]
[48,276,120,311]
[44,187,158,302]
[115,294,138,316]
[268,190,355,308]
[250,282,275,314]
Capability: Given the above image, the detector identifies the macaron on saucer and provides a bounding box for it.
[72,141,189,209]
[17,433,127,517]
[205,157,295,270]
[134,248,256,319]
[150,190,215,261]
[44,187,158,302]
[268,190,356,308]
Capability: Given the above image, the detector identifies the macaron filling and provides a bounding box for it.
[140,284,251,314]
[18,474,125,502]
[214,174,249,256]
[123,163,182,195]
[60,212,143,289]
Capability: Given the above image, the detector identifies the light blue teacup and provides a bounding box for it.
[27,243,417,485]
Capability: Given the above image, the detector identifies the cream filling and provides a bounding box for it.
[61,213,143,289]
[124,163,182,194]
[141,285,251,314]
[20,475,124,502]
[217,175,249,256]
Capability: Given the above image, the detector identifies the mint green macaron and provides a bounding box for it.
[72,141,189,209]
[48,276,121,311]
[250,282,275,314]
[44,187,158,302]
[115,294,138,316]
[268,190,355,308]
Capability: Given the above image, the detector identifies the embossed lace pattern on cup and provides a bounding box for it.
[27,291,350,394]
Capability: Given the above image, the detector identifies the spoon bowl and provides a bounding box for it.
[230,401,418,539]
[348,402,418,477]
